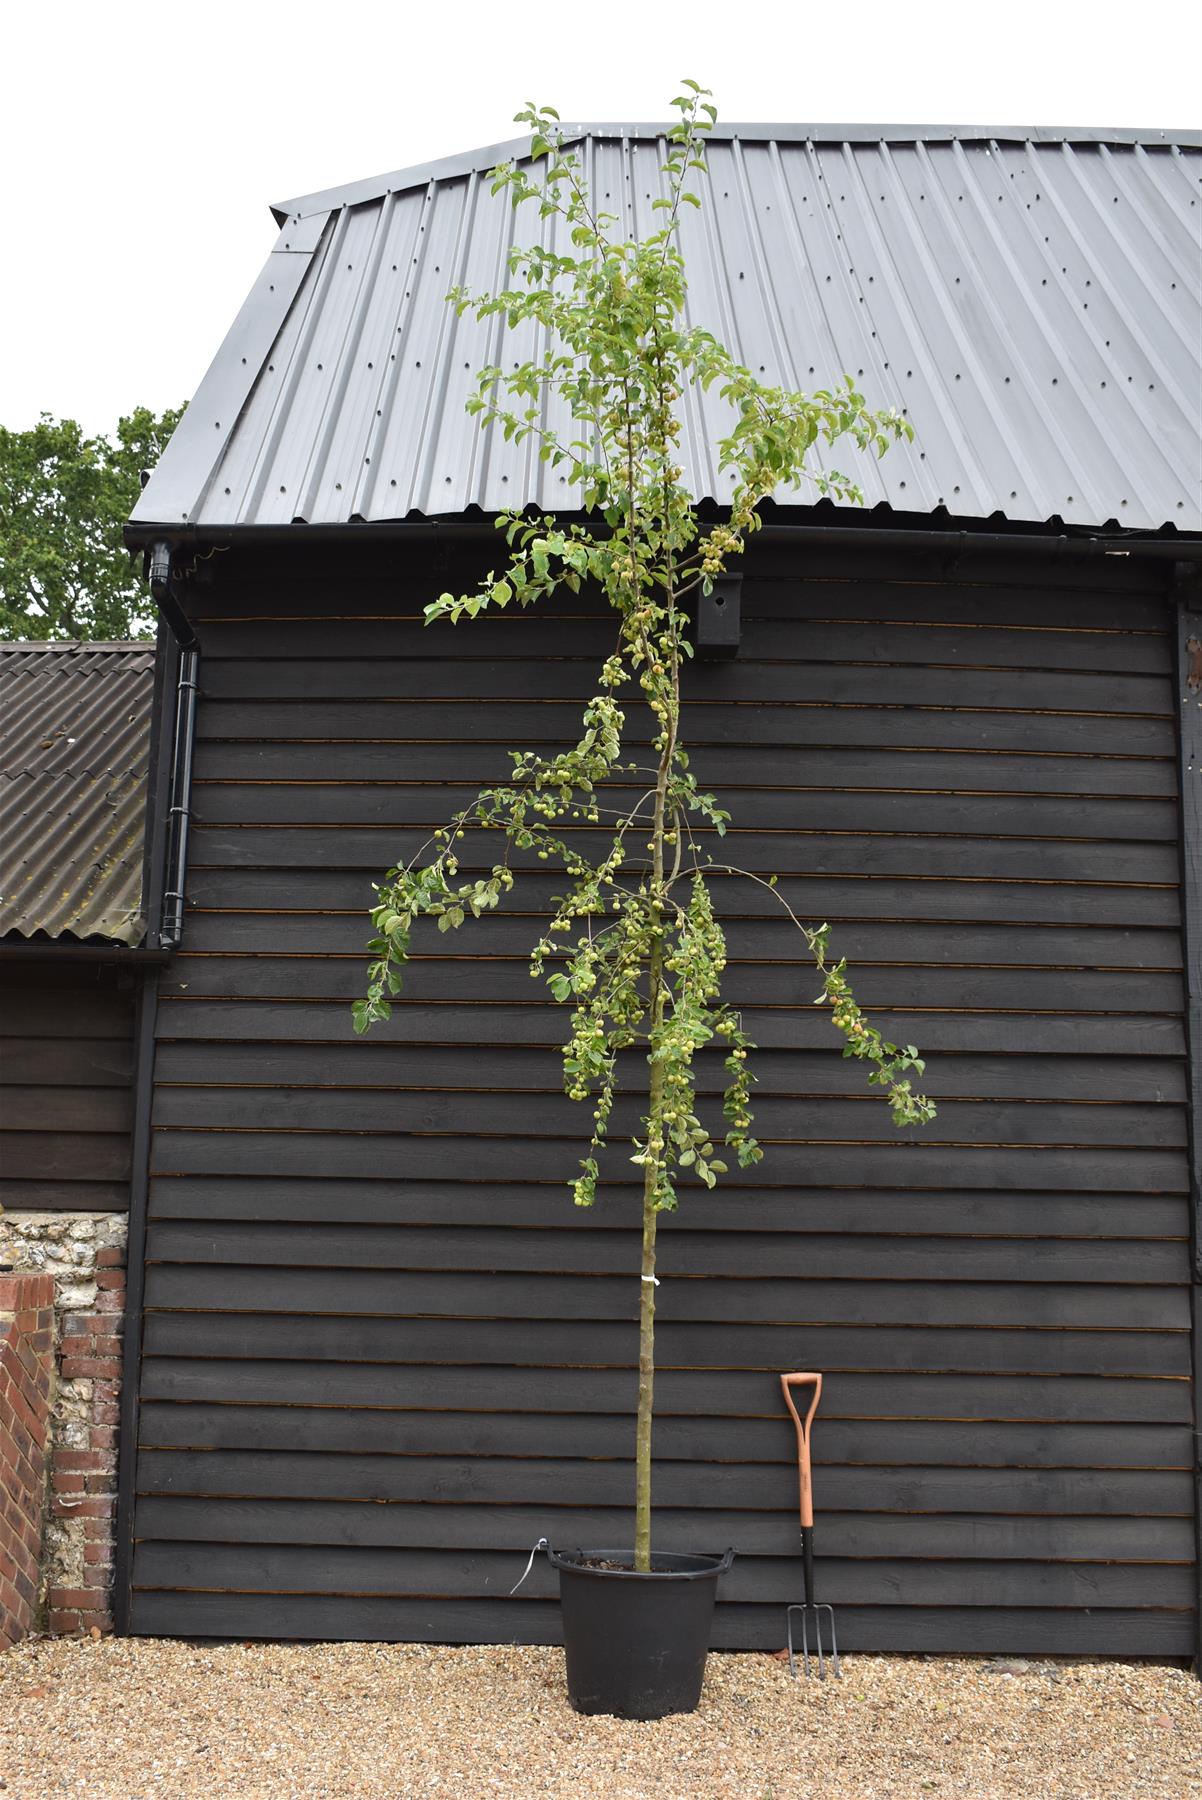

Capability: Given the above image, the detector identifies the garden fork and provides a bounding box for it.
[780,1371,840,1679]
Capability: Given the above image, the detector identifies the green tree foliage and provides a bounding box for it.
[355,88,935,1569]
[0,405,184,640]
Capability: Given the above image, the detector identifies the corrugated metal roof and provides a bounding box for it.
[131,125,1202,538]
[0,642,155,946]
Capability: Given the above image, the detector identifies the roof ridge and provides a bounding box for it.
[272,123,1202,221]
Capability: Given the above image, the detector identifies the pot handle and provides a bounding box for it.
[713,1546,736,1575]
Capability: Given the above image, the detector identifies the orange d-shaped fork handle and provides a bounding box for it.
[780,1372,822,1530]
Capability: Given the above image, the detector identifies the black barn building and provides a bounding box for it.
[121,124,1202,1657]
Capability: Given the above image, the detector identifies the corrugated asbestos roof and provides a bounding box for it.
[0,642,155,946]
[131,125,1202,538]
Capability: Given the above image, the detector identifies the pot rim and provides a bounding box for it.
[547,1545,734,1580]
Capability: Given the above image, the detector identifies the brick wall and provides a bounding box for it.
[0,1214,128,1638]
[0,1270,55,1650]
[45,1247,126,1633]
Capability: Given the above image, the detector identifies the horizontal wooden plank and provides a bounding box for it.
[139,1313,1191,1378]
[153,999,1189,1059]
[133,1450,1193,1521]
[196,697,1178,760]
[148,1129,1189,1193]
[193,780,1178,842]
[194,615,1175,675]
[199,656,1172,715]
[124,1591,1197,1653]
[127,1543,1192,1609]
[182,865,1185,928]
[193,739,1179,798]
[145,1179,1192,1248]
[8,1086,132,1134]
[136,1361,1194,1422]
[177,911,1184,971]
[149,1086,1187,1150]
[744,575,1171,628]
[188,541,1169,604]
[0,1179,131,1211]
[0,1131,131,1182]
[152,1042,1190,1105]
[1,1038,132,1086]
[161,955,1186,1014]
[129,1503,1198,1568]
[134,1405,1194,1470]
[142,1266,1190,1331]
[185,824,1182,883]
[0,991,136,1038]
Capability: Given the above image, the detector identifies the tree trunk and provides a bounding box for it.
[634,928,665,1572]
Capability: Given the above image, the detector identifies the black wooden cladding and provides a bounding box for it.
[0,964,136,1210]
[130,541,1196,1653]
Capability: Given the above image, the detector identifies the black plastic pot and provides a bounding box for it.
[548,1545,734,1719]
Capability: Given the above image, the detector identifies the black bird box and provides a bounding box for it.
[693,573,742,659]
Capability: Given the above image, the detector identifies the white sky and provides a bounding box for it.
[2,0,1198,436]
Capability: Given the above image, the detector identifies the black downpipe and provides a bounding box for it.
[148,541,199,950]
[161,648,199,950]
[148,541,199,652]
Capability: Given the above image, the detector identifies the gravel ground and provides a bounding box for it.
[1,1638,1199,1799]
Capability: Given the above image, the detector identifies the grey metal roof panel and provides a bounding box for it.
[131,128,1202,537]
[0,642,155,946]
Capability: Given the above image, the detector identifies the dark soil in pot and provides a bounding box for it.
[548,1546,734,1720]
